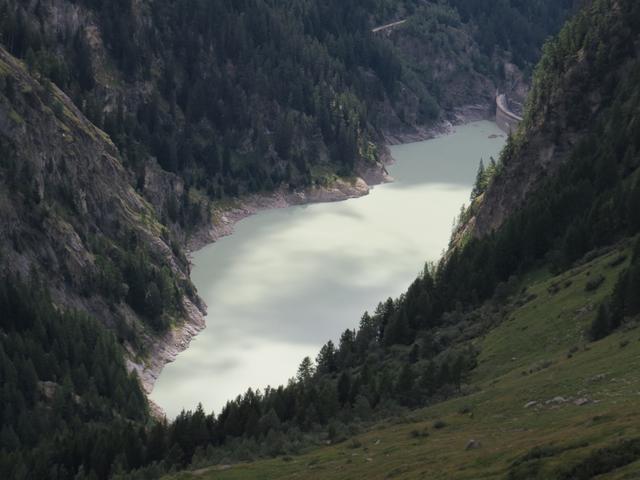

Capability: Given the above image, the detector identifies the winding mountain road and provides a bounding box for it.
[372,19,407,33]
[496,94,523,122]
[496,93,523,133]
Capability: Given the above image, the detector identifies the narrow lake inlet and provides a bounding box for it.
[151,121,506,417]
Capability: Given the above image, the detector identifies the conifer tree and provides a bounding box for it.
[470,158,486,200]
[396,364,415,396]
[337,371,352,406]
[590,303,611,341]
[296,356,314,385]
[316,341,337,375]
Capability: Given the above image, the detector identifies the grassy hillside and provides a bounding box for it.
[165,241,640,479]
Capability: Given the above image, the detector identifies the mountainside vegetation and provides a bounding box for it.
[7,0,640,479]
[164,241,640,480]
[0,0,574,201]
[149,0,640,477]
[0,275,150,479]
[0,44,200,350]
[0,0,574,379]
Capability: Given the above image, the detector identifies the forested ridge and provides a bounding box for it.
[0,0,574,201]
[123,0,640,476]
[0,0,574,351]
[9,0,640,479]
[0,276,150,479]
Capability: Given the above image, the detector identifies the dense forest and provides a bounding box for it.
[0,0,575,206]
[0,0,577,347]
[9,0,640,479]
[128,0,639,474]
[0,276,149,479]
[0,0,576,370]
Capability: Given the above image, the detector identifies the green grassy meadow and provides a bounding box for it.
[166,244,640,479]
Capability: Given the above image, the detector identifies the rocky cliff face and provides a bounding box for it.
[0,45,204,390]
[0,0,399,399]
[0,0,573,399]
[372,15,526,143]
[469,0,640,238]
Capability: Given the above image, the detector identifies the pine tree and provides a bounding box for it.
[355,311,378,355]
[337,371,352,406]
[146,421,168,463]
[396,364,415,395]
[296,356,314,384]
[590,303,611,341]
[383,310,412,346]
[316,341,337,375]
[334,330,352,366]
[486,156,498,179]
[377,367,394,400]
[257,409,281,436]
[451,355,466,391]
[376,297,396,342]
[623,260,640,317]
[316,380,339,423]
[419,361,437,396]
[470,159,486,201]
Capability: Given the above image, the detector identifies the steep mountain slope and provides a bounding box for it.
[439,0,640,310]
[0,45,204,389]
[0,277,151,480]
[375,0,577,140]
[470,0,640,237]
[0,0,573,198]
[0,1,603,479]
[166,243,640,480]
[151,0,640,477]
[0,0,574,389]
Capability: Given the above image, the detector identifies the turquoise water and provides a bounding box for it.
[151,121,506,417]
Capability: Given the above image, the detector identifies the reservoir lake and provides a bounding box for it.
[151,121,506,417]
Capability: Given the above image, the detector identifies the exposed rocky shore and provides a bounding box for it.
[383,102,493,145]
[140,105,501,414]
[138,160,392,410]
[187,169,389,252]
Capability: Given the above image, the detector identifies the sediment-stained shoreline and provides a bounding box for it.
[137,108,495,415]
[134,160,392,411]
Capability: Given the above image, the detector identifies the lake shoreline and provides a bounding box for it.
[186,160,392,253]
[141,112,495,415]
[185,104,493,253]
[138,160,393,409]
